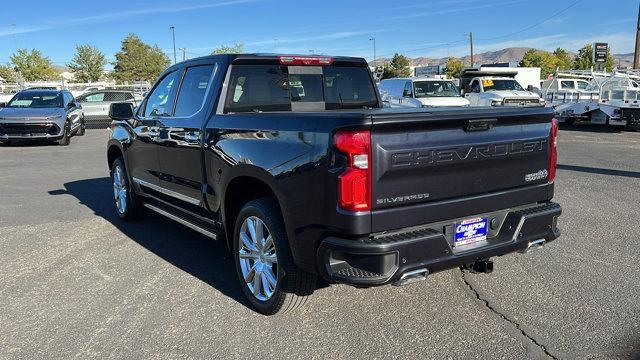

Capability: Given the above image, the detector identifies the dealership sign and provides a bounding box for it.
[593,43,608,63]
[414,65,443,77]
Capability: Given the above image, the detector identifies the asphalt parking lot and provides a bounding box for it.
[1,126,639,359]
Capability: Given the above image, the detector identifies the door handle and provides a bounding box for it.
[184,132,200,142]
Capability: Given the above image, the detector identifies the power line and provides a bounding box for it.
[475,0,583,41]
[375,0,584,60]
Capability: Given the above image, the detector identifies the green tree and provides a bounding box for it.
[67,44,107,83]
[553,48,573,70]
[381,53,411,79]
[9,49,59,81]
[0,65,17,82]
[573,44,615,72]
[520,49,559,79]
[211,43,244,55]
[444,57,464,78]
[112,34,171,83]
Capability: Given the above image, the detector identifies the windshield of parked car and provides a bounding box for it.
[481,79,524,92]
[413,81,461,98]
[7,92,63,108]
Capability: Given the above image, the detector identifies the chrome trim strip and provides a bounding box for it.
[132,177,202,205]
[142,203,218,240]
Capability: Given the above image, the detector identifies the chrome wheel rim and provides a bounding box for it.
[238,216,278,301]
[113,165,127,214]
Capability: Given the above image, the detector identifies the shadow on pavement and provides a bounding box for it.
[1,139,59,147]
[557,164,640,179]
[558,123,629,134]
[48,177,250,309]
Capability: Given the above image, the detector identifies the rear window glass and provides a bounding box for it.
[224,64,378,113]
[560,81,575,89]
[611,90,624,100]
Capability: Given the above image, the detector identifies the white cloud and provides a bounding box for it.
[0,0,261,37]
[390,0,528,20]
[79,0,261,24]
[245,29,386,47]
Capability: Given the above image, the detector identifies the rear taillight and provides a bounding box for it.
[334,130,371,211]
[278,55,333,66]
[549,118,558,182]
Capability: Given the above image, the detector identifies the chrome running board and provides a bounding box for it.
[142,203,218,240]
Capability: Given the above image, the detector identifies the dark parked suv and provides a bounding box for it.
[107,54,561,314]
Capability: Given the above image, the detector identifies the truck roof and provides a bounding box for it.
[168,53,369,69]
[461,68,519,78]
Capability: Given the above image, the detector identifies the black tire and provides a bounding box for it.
[0,140,11,146]
[57,121,71,146]
[233,198,316,315]
[110,157,143,221]
[564,117,575,126]
[77,118,86,136]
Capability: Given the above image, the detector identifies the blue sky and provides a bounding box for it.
[0,0,637,67]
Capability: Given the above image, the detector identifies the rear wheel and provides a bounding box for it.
[111,157,142,221]
[57,121,71,146]
[233,198,316,315]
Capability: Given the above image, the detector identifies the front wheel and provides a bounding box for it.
[111,157,142,221]
[233,198,316,315]
[57,121,71,146]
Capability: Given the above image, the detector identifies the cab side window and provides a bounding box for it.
[471,80,481,93]
[63,92,73,107]
[81,92,105,102]
[174,65,215,117]
[143,71,181,117]
[403,81,413,97]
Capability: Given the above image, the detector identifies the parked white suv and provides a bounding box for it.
[461,69,544,107]
[378,77,469,108]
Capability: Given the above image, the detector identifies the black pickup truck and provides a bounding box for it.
[107,54,561,315]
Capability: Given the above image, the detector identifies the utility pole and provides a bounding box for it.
[369,38,376,68]
[179,48,187,61]
[11,23,18,50]
[634,2,640,68]
[469,32,474,68]
[170,26,177,64]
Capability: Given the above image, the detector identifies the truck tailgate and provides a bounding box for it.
[369,107,555,231]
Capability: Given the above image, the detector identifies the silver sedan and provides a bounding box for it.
[76,90,137,127]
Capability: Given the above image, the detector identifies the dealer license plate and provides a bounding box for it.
[454,217,488,246]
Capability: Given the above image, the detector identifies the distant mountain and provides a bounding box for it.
[372,47,636,69]
[613,53,634,68]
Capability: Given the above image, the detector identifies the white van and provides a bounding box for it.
[378,77,469,108]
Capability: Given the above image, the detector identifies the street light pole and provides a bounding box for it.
[369,38,376,68]
[11,23,18,50]
[170,26,177,64]
[634,2,640,68]
[179,48,187,61]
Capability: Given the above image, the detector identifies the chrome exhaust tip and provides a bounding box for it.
[519,239,546,254]
[393,268,429,286]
